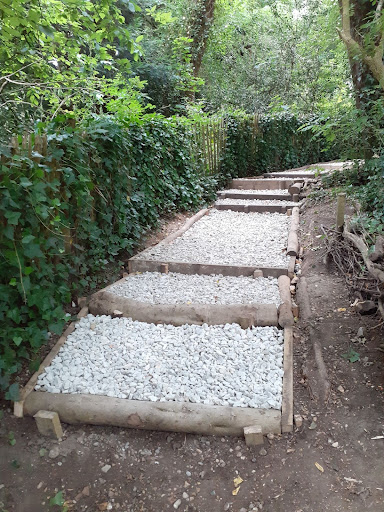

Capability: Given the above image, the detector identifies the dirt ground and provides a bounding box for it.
[1,198,384,512]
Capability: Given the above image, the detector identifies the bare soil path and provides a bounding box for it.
[1,197,384,512]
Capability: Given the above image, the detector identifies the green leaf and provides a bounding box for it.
[38,24,55,38]
[11,459,20,469]
[50,491,65,507]
[342,348,360,363]
[22,235,35,244]
[19,177,33,187]
[5,383,20,402]
[23,243,44,259]
[5,211,21,225]
[13,337,22,347]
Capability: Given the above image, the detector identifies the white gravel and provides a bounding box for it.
[109,272,281,306]
[216,198,299,206]
[135,209,291,268]
[219,189,290,195]
[36,315,284,409]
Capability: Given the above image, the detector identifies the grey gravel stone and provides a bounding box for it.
[135,209,291,268]
[36,315,284,409]
[101,464,111,473]
[110,272,281,306]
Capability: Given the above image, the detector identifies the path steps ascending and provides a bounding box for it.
[16,162,345,439]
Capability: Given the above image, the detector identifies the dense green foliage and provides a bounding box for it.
[322,157,384,228]
[221,113,337,178]
[0,114,217,394]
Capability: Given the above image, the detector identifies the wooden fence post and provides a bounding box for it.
[336,193,346,232]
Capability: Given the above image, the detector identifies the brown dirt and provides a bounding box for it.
[1,199,384,512]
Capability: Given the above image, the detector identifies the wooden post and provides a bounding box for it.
[336,193,346,232]
[34,410,63,439]
[244,425,264,446]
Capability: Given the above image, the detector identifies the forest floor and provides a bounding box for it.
[1,197,384,512]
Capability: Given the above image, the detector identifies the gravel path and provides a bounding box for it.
[36,315,284,409]
[219,188,290,195]
[215,198,299,206]
[135,209,291,268]
[109,272,281,305]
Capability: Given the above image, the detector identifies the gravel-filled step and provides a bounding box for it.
[134,209,291,268]
[219,188,290,195]
[36,315,284,409]
[109,272,281,305]
[215,198,299,206]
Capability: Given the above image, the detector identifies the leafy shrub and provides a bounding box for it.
[322,157,384,225]
[0,114,217,395]
[221,112,337,178]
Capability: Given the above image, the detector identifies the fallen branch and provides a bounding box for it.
[343,220,384,283]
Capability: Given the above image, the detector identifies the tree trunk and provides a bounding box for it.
[187,0,216,78]
[338,0,384,96]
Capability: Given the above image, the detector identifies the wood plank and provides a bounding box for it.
[128,259,288,278]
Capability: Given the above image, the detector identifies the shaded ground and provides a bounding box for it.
[1,198,384,512]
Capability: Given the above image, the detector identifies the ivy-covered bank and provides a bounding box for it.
[0,112,333,396]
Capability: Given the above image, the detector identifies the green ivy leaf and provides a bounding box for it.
[5,211,21,225]
[22,235,35,244]
[23,243,44,259]
[13,337,22,347]
[5,383,20,402]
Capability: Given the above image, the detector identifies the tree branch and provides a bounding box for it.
[375,0,384,20]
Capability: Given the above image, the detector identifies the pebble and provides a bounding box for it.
[173,499,181,509]
[36,315,284,409]
[101,464,111,473]
[134,209,291,268]
[259,448,267,456]
[48,446,60,459]
[110,272,281,306]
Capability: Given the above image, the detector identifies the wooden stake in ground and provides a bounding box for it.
[336,193,346,232]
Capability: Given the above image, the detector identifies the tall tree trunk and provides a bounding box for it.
[338,0,384,99]
[187,0,216,78]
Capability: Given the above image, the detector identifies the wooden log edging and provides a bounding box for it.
[286,207,300,257]
[214,203,289,214]
[230,178,293,191]
[14,306,89,418]
[23,392,282,436]
[281,327,293,433]
[217,192,291,201]
[128,259,288,278]
[89,289,279,327]
[162,208,210,245]
[278,275,294,328]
